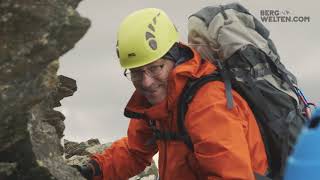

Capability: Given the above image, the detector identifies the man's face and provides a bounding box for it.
[130,59,175,105]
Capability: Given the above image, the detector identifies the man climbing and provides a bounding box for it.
[75,8,268,180]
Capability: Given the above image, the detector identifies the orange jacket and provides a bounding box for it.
[92,46,268,180]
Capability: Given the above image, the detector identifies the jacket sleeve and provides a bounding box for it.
[185,81,266,180]
[91,118,158,180]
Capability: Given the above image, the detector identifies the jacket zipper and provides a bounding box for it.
[160,121,167,180]
[161,110,175,180]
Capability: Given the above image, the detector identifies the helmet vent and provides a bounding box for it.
[116,40,120,58]
[145,32,155,39]
[148,40,157,50]
[145,32,157,49]
[148,24,155,32]
[153,17,157,25]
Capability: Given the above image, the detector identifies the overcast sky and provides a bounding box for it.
[57,0,319,143]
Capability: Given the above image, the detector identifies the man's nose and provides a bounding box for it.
[140,72,154,88]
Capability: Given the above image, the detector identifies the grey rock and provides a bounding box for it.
[0,0,90,179]
[53,75,78,107]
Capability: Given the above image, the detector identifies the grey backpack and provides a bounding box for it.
[183,3,308,180]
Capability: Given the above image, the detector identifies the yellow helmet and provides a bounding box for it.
[117,8,179,69]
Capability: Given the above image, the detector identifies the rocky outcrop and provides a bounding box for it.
[0,0,90,179]
[64,139,159,180]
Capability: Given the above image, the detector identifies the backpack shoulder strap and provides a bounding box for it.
[176,71,273,179]
[177,72,222,151]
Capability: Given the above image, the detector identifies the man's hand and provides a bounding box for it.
[71,164,94,180]
[71,159,102,179]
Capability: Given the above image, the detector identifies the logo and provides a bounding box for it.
[260,9,310,23]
